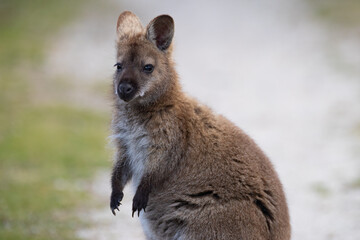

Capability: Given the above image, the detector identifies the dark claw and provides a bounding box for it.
[110,191,124,216]
[131,206,146,217]
[132,189,149,218]
[111,206,120,216]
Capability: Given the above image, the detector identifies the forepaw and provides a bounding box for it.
[132,188,149,217]
[110,191,124,216]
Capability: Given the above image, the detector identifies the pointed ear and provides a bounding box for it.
[146,15,174,51]
[116,11,143,41]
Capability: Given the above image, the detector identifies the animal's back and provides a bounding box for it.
[141,98,290,240]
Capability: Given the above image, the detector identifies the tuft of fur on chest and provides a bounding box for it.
[113,117,150,188]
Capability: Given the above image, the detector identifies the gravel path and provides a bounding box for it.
[46,0,360,239]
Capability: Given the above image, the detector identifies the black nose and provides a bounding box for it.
[119,83,133,94]
[118,82,135,101]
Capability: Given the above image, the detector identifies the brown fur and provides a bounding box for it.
[110,11,291,240]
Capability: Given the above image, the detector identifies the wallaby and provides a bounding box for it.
[110,11,291,240]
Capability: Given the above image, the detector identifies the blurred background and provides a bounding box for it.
[0,0,359,239]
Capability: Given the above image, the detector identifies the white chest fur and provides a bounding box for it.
[113,116,150,189]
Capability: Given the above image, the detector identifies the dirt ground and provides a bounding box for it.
[45,0,360,239]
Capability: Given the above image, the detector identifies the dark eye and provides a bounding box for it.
[143,64,154,73]
[114,63,123,71]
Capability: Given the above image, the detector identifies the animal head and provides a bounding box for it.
[113,11,175,105]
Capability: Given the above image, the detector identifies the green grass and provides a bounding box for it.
[0,0,110,239]
[0,0,84,69]
[0,106,109,240]
[307,0,360,77]
[308,0,360,28]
